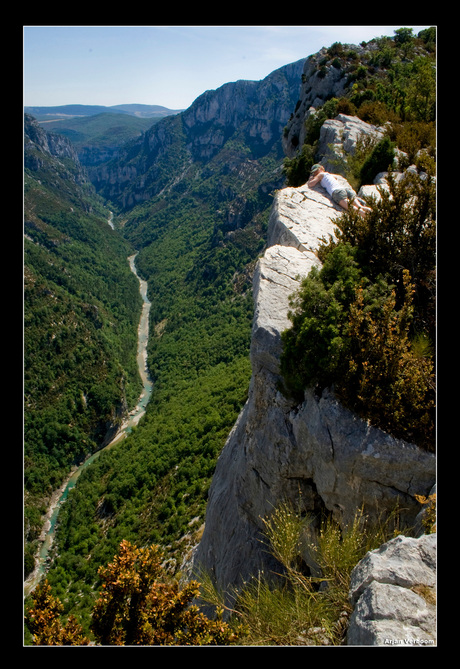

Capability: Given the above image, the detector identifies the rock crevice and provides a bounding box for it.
[193,116,436,644]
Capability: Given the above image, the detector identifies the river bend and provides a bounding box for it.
[24,252,153,597]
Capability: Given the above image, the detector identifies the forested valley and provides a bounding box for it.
[23,97,279,636]
[24,27,436,644]
[24,114,144,576]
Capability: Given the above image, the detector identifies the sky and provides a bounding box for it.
[23,25,434,111]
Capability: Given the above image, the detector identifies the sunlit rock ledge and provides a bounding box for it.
[193,171,436,638]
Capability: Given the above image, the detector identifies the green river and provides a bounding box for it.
[24,252,153,598]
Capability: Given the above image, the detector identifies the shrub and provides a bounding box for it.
[25,580,90,645]
[334,169,436,341]
[357,100,393,125]
[388,120,436,167]
[281,169,435,450]
[394,27,414,45]
[358,136,395,187]
[281,242,361,396]
[336,97,356,116]
[90,540,240,645]
[339,271,435,449]
[283,143,316,187]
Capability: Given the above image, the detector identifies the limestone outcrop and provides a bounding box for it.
[193,158,436,618]
[317,113,386,173]
[347,533,437,645]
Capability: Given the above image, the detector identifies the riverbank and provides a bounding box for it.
[24,251,153,598]
[24,471,76,597]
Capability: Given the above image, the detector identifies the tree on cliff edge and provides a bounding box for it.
[26,540,240,645]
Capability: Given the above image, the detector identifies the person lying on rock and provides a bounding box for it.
[307,164,372,217]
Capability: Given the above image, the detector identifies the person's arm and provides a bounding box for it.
[307,172,323,187]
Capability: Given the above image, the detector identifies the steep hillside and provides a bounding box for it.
[24,115,142,576]
[24,28,436,645]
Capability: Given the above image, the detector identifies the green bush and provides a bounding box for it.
[281,242,361,397]
[358,136,395,187]
[281,169,435,450]
[283,143,316,187]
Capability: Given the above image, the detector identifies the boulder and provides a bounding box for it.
[317,114,386,173]
[347,534,436,646]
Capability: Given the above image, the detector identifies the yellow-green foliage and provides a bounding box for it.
[198,502,406,645]
[25,580,90,646]
[415,493,437,534]
[341,270,435,449]
[281,169,435,451]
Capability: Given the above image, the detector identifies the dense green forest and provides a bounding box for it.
[24,115,143,576]
[24,27,435,644]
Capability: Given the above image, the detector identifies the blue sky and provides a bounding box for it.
[23,25,433,110]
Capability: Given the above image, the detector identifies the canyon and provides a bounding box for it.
[25,31,436,644]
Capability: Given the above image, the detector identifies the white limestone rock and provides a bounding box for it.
[318,114,386,173]
[347,534,437,646]
[193,139,435,610]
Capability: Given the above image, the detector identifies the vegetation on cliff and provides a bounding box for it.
[27,497,434,645]
[283,27,436,187]
[281,169,435,451]
[24,27,436,644]
[281,27,436,451]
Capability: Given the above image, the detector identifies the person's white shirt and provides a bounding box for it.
[320,172,340,195]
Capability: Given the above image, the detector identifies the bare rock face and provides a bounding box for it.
[347,533,437,646]
[317,114,386,173]
[193,158,435,607]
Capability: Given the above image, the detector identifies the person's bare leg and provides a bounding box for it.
[340,198,370,218]
[355,200,372,215]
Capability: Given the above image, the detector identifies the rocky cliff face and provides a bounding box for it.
[192,143,436,610]
[92,59,306,208]
[24,114,87,184]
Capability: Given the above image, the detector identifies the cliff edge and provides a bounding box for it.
[193,140,436,615]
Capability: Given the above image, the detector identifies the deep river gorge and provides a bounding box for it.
[24,252,153,597]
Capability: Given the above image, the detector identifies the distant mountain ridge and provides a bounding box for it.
[24,103,184,120]
[93,58,307,209]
